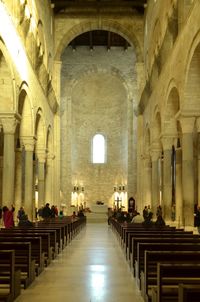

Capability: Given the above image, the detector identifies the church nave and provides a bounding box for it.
[15,223,143,302]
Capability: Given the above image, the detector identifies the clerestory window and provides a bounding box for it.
[92,134,105,164]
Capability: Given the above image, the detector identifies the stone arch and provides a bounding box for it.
[184,30,200,111]
[35,108,46,153]
[55,20,143,62]
[0,38,16,112]
[18,83,34,138]
[164,81,180,136]
[65,65,132,101]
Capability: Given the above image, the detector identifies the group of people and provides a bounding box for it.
[37,203,59,219]
[109,203,166,227]
[0,205,32,229]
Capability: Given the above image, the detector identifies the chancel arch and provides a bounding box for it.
[55,20,143,62]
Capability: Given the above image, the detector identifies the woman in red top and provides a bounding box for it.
[2,206,14,228]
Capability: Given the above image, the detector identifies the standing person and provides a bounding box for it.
[17,207,25,221]
[0,206,2,225]
[156,205,162,217]
[195,206,200,234]
[143,206,148,221]
[2,206,14,228]
[38,206,44,220]
[42,203,52,219]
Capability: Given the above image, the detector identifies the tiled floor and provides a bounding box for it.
[15,223,144,302]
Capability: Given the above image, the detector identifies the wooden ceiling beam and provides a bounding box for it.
[51,0,146,9]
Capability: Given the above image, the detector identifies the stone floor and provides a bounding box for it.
[15,223,144,302]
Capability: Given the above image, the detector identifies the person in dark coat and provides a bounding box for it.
[195,206,200,234]
[42,203,52,219]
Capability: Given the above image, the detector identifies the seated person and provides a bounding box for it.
[131,212,144,223]
[18,214,33,227]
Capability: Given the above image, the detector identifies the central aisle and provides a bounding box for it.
[16,223,143,302]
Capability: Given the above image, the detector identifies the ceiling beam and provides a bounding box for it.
[51,0,146,10]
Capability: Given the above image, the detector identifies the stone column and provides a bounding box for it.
[22,138,35,221]
[150,148,161,217]
[45,153,54,204]
[162,137,173,221]
[37,151,46,209]
[143,156,152,206]
[2,118,17,208]
[14,148,22,216]
[176,147,183,226]
[179,117,195,226]
[53,60,61,205]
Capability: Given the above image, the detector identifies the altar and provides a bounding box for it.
[90,204,108,213]
[86,204,108,223]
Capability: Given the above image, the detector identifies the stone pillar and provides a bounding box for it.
[2,118,17,208]
[179,117,195,226]
[53,60,61,205]
[14,148,22,216]
[151,148,161,217]
[143,156,152,206]
[162,137,173,221]
[45,153,54,204]
[22,138,35,221]
[37,152,46,209]
[175,147,183,226]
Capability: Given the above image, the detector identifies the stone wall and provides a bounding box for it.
[61,46,137,209]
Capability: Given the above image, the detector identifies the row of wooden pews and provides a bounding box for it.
[110,218,200,302]
[0,216,86,302]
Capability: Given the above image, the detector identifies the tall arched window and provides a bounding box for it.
[92,134,105,163]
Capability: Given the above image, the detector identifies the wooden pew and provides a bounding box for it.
[0,242,35,289]
[123,225,178,250]
[128,231,198,262]
[151,263,200,302]
[131,236,200,273]
[1,229,54,263]
[0,250,20,302]
[178,283,200,302]
[0,236,44,276]
[136,242,200,285]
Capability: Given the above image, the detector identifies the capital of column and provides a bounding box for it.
[150,146,162,161]
[161,136,174,151]
[178,117,195,134]
[1,118,18,134]
[37,150,47,163]
[21,137,36,152]
[47,152,55,161]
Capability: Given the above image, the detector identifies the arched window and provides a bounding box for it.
[92,134,105,163]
